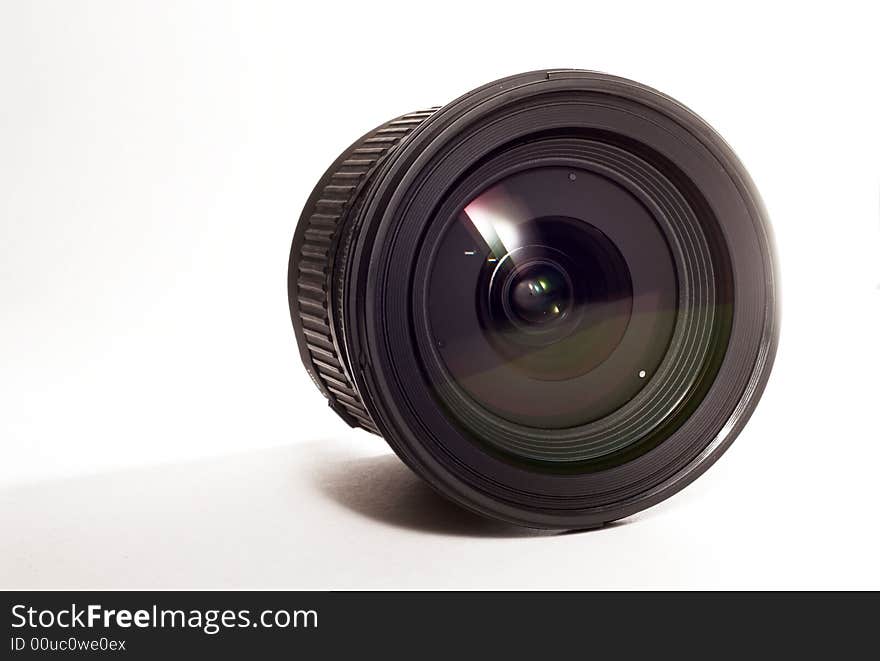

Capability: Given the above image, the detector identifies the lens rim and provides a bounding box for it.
[342,70,779,529]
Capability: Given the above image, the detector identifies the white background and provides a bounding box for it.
[1,0,878,588]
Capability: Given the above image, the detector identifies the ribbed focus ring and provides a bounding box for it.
[291,108,437,433]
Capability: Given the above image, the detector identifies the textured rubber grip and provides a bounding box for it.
[291,108,437,434]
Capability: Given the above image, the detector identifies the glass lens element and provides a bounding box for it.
[508,261,571,327]
[426,166,678,435]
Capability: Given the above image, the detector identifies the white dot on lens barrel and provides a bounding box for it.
[639,370,646,378]
[568,172,577,181]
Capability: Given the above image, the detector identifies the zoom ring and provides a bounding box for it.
[294,108,437,433]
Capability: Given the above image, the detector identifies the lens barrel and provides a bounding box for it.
[288,70,779,529]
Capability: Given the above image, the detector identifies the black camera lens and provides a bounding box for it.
[288,70,779,529]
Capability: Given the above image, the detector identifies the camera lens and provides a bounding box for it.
[288,70,778,529]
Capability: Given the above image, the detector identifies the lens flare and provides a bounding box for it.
[463,193,527,255]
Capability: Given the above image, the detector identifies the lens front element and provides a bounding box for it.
[425,163,680,449]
